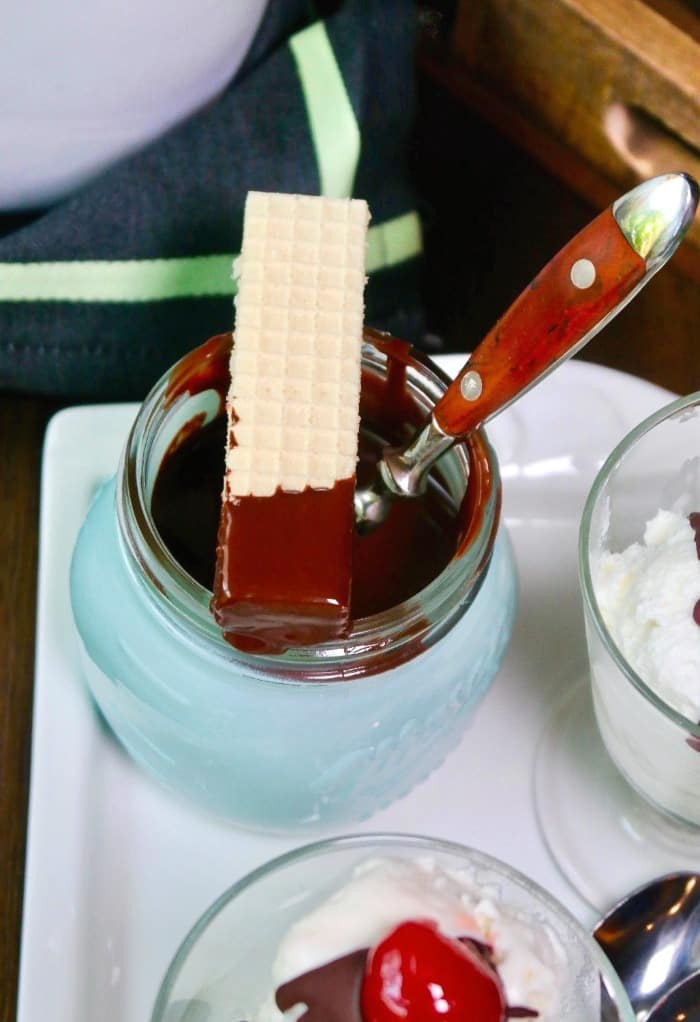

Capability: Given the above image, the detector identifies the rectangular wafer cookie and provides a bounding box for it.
[212,191,370,653]
[225,191,368,497]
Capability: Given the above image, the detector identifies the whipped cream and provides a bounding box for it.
[255,856,566,1021]
[594,509,700,721]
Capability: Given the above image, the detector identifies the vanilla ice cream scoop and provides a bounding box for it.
[594,508,700,721]
[255,857,566,1022]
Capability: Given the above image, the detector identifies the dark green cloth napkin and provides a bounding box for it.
[0,0,423,398]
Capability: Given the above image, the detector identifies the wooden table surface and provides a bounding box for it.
[1,76,699,1022]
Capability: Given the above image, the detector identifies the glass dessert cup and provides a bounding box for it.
[70,331,517,829]
[535,391,700,910]
[150,833,634,1022]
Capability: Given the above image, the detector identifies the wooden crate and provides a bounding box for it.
[442,0,700,269]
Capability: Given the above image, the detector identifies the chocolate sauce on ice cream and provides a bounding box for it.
[256,933,537,1022]
[275,948,367,1022]
[690,512,700,627]
[271,936,537,1022]
[686,505,700,762]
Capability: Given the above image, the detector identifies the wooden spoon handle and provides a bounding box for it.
[433,206,646,438]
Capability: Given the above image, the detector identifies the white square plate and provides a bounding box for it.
[18,357,673,1022]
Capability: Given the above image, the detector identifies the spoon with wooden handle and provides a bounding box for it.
[354,173,698,533]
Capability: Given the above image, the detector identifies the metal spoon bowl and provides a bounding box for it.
[646,972,700,1022]
[594,872,700,1019]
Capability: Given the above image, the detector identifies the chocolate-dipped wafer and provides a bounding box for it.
[212,191,369,653]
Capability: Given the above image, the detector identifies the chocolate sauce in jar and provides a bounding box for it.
[151,331,493,642]
[151,415,461,620]
[151,417,225,591]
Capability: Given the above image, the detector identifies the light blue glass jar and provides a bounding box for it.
[70,333,517,828]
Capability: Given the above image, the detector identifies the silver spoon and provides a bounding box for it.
[594,872,700,1020]
[355,173,699,533]
[645,971,700,1022]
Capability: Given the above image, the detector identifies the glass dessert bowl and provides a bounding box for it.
[535,390,700,908]
[150,833,634,1022]
[70,331,517,828]
[581,390,700,828]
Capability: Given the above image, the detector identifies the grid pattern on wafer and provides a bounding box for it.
[225,192,369,497]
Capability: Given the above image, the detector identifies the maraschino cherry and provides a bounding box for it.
[361,919,507,1021]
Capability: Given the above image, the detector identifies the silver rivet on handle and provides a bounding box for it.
[460,370,483,401]
[570,258,596,289]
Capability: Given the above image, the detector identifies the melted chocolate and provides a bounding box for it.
[687,512,700,752]
[272,936,538,1021]
[276,948,367,1022]
[151,331,494,656]
[152,417,459,625]
[212,479,356,653]
[151,418,225,589]
[164,332,230,409]
[689,512,700,560]
[690,512,700,627]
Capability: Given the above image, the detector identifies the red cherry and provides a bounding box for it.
[361,919,507,1022]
